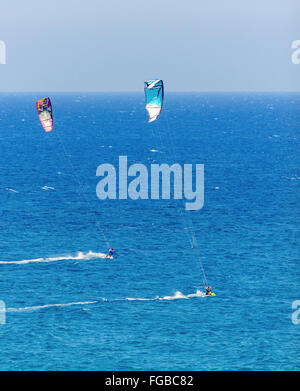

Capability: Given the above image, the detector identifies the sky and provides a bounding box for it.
[0,0,299,92]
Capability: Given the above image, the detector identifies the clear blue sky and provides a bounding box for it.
[0,0,299,91]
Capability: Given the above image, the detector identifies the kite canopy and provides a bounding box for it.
[144,79,164,122]
[36,97,53,132]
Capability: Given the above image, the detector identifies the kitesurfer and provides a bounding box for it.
[205,286,212,296]
[106,248,115,258]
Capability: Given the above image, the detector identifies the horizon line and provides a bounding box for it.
[0,90,299,94]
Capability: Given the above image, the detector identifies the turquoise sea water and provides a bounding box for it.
[0,92,299,370]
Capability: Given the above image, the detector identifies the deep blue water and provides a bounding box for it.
[0,92,299,370]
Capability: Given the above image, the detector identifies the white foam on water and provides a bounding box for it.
[124,290,206,302]
[125,296,159,301]
[5,291,207,313]
[5,187,18,193]
[0,251,109,265]
[150,149,164,153]
[7,301,98,312]
[284,176,300,181]
[159,290,206,300]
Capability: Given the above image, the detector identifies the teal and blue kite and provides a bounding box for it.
[144,79,164,122]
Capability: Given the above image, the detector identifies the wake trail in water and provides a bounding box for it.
[6,301,98,312]
[0,251,109,265]
[124,290,206,301]
[6,290,208,313]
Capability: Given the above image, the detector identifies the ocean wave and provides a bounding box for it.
[5,187,19,193]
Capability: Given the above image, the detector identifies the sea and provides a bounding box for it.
[0,92,299,370]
